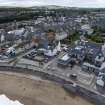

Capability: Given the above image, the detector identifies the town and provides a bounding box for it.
[0,7,105,105]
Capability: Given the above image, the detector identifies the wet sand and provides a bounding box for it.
[0,72,93,105]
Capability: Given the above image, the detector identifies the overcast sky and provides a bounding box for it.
[0,0,105,8]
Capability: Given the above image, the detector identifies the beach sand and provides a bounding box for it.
[0,72,93,105]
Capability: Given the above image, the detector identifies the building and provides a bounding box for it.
[95,54,104,67]
[55,32,68,41]
[70,45,86,63]
[82,62,99,74]
[8,28,25,37]
[81,24,93,35]
[96,72,105,88]
[57,54,71,67]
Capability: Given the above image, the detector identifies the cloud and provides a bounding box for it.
[0,0,43,7]
[0,0,105,8]
[69,0,105,7]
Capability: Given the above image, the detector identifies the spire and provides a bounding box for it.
[57,41,61,52]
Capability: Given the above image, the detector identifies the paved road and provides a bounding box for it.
[9,49,35,66]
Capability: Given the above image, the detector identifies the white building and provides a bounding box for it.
[81,24,93,35]
[1,34,5,43]
[96,79,104,87]
[6,47,16,55]
[102,44,105,57]
[55,32,68,41]
[44,48,57,57]
[44,41,61,57]
[56,41,61,52]
[8,28,25,36]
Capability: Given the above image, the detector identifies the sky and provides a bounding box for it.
[0,0,105,8]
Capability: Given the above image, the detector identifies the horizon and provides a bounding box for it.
[0,0,105,8]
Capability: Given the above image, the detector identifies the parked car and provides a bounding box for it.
[70,74,77,80]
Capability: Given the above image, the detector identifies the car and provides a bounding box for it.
[30,52,36,55]
[0,55,8,60]
[70,74,77,80]
[62,46,68,52]
[44,58,48,63]
[2,55,8,59]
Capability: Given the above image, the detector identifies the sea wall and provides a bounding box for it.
[0,65,105,105]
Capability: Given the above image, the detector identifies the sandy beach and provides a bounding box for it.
[0,72,93,105]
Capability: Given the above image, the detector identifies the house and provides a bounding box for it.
[0,34,5,43]
[102,44,105,57]
[55,32,68,41]
[44,41,61,57]
[82,62,99,74]
[85,43,101,64]
[6,47,16,57]
[57,54,71,67]
[44,48,57,57]
[70,46,86,63]
[8,28,25,37]
[96,72,105,88]
[81,24,93,35]
[95,54,104,67]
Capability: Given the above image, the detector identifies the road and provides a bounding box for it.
[9,49,36,66]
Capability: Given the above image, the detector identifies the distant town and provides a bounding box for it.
[0,6,105,105]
